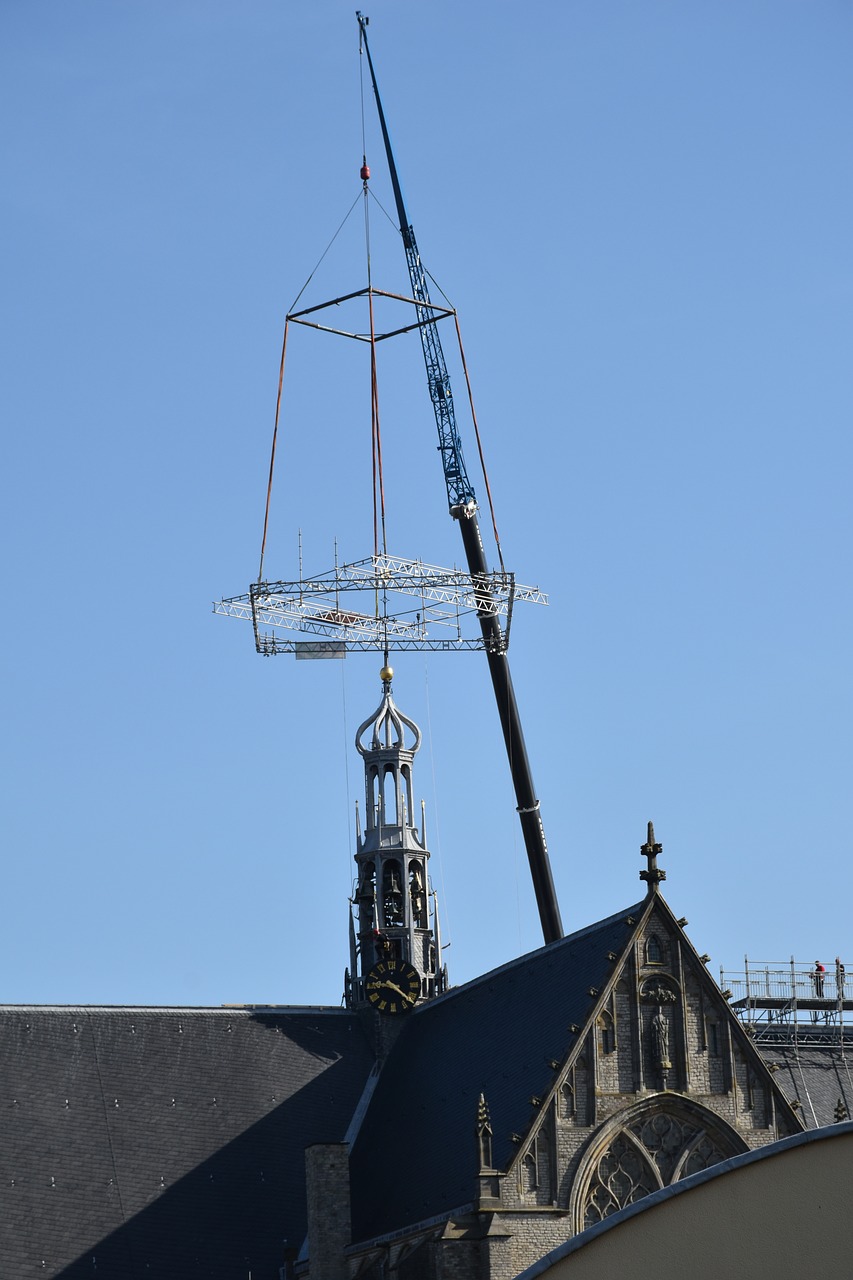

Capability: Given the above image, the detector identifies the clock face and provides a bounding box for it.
[365,958,421,1015]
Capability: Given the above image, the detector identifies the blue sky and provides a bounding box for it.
[2,1,851,1006]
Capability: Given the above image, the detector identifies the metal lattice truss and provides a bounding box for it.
[214,552,547,655]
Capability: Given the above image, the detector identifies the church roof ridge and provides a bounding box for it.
[409,898,650,1014]
[0,1002,351,1015]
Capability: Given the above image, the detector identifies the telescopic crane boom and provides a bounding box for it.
[356,13,563,945]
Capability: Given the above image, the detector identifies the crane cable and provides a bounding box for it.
[260,24,497,592]
[360,26,388,591]
[258,194,363,583]
[453,315,505,574]
[258,319,288,583]
[365,211,387,562]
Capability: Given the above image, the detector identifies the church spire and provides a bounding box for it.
[345,667,446,1010]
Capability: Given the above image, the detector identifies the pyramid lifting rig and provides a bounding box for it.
[215,14,563,944]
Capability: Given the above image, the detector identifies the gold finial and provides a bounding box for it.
[380,665,394,684]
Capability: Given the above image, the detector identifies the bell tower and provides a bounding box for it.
[345,666,447,1009]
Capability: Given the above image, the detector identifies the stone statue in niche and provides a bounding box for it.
[651,1010,672,1070]
[641,980,677,1079]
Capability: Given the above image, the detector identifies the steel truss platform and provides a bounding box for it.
[214,552,547,656]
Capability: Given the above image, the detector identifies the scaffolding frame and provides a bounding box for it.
[720,957,852,1047]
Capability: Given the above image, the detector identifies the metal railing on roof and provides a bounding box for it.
[719,957,852,1046]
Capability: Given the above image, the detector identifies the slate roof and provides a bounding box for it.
[760,1036,853,1128]
[0,1005,374,1280]
[348,902,647,1244]
[2,909,831,1276]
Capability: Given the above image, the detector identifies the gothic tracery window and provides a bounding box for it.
[582,1134,658,1228]
[578,1103,744,1231]
[680,1132,729,1178]
[628,1113,695,1183]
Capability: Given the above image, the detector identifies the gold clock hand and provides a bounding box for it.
[385,980,415,1004]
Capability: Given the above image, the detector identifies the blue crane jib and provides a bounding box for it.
[357,14,475,514]
[356,12,564,946]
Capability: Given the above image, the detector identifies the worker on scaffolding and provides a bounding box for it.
[811,961,826,1024]
[811,961,826,1021]
[813,961,826,996]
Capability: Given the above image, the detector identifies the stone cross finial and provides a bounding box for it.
[640,821,666,893]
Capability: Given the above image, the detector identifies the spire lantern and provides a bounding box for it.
[346,672,446,1009]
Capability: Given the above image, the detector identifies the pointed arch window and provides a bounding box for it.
[381,766,399,825]
[359,862,375,898]
[400,762,414,827]
[707,1020,720,1056]
[521,1149,538,1195]
[645,934,667,966]
[408,862,428,928]
[382,860,404,927]
[576,1099,746,1232]
[368,766,380,829]
[357,862,376,931]
[536,1127,553,1201]
[597,1009,616,1055]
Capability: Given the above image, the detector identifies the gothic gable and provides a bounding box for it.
[344,891,804,1280]
[503,895,801,1179]
[486,893,803,1277]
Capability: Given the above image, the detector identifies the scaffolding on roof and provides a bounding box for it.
[720,957,853,1047]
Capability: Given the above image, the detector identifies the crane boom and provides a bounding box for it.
[357,20,473,511]
[356,13,564,945]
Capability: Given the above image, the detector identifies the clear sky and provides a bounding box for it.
[2,1,851,1007]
